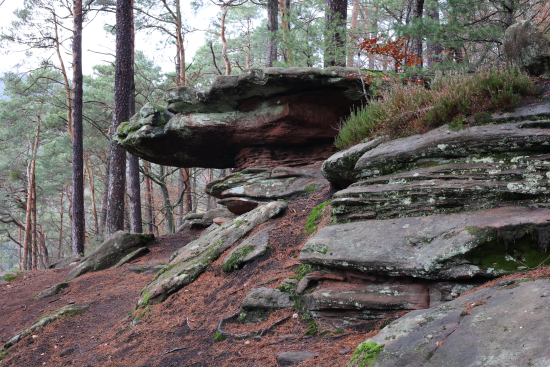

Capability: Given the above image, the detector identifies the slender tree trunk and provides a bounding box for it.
[426,0,443,66]
[266,0,278,67]
[22,160,32,270]
[175,0,186,85]
[413,0,425,65]
[128,0,143,233]
[98,158,110,241]
[107,0,133,236]
[72,0,85,256]
[158,166,174,234]
[324,0,348,67]
[220,6,231,75]
[58,190,64,259]
[53,13,72,141]
[38,224,49,268]
[32,177,37,269]
[177,169,185,227]
[278,0,293,64]
[145,163,154,233]
[84,158,99,237]
[347,0,360,67]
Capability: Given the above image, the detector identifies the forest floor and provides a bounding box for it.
[0,185,386,367]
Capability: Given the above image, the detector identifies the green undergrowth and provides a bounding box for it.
[335,67,540,149]
[305,201,331,235]
[3,273,17,282]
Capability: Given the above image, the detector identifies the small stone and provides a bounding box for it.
[277,351,315,366]
[339,348,351,355]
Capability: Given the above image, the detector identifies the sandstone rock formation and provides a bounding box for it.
[66,231,154,281]
[504,20,550,76]
[299,101,550,330]
[206,164,328,214]
[138,201,287,307]
[115,67,366,170]
[349,279,550,366]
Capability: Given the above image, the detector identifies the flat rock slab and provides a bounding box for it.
[222,225,274,272]
[300,206,550,279]
[242,287,293,309]
[67,231,154,281]
[349,279,550,367]
[138,202,287,307]
[331,156,550,222]
[115,67,366,169]
[206,165,328,214]
[277,351,316,366]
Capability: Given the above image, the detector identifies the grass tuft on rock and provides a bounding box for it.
[335,67,540,149]
[305,200,331,235]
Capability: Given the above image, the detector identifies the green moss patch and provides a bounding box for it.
[305,201,331,235]
[465,225,550,272]
[349,342,384,367]
[222,245,255,272]
[3,273,17,282]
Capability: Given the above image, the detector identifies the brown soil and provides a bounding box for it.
[0,186,385,367]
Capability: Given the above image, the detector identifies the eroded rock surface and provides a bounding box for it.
[222,225,273,272]
[138,202,287,307]
[301,206,550,279]
[241,287,293,309]
[349,279,550,367]
[115,67,366,170]
[206,164,328,214]
[67,231,154,281]
[504,20,550,76]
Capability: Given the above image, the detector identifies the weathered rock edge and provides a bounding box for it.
[222,225,273,273]
[138,201,287,307]
[114,67,366,169]
[300,206,550,279]
[1,304,89,358]
[349,279,550,367]
[66,231,154,281]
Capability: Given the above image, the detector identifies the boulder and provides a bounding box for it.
[200,207,235,226]
[34,282,69,300]
[300,206,550,279]
[2,304,88,354]
[277,351,316,366]
[48,254,83,269]
[241,287,293,309]
[504,20,550,76]
[138,202,287,307]
[349,279,550,367]
[66,231,154,281]
[114,67,367,170]
[113,247,150,268]
[206,164,328,214]
[222,225,274,272]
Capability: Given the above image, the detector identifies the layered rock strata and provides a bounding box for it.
[206,164,328,214]
[300,102,550,329]
[114,67,366,170]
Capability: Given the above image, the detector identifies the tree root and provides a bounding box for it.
[217,310,291,339]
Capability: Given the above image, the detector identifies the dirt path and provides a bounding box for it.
[0,187,378,367]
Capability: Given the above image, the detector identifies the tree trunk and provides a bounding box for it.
[32,176,38,269]
[38,224,49,268]
[128,0,143,234]
[278,0,293,64]
[426,0,443,66]
[158,166,174,234]
[53,13,72,141]
[107,0,133,236]
[84,158,99,237]
[347,0,360,67]
[58,190,64,259]
[324,0,347,67]
[413,0,425,65]
[266,0,278,67]
[175,0,186,85]
[177,169,185,227]
[72,0,85,256]
[98,158,110,241]
[22,160,32,270]
[144,162,154,233]
[220,6,231,75]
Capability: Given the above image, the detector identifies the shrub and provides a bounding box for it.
[335,67,540,149]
